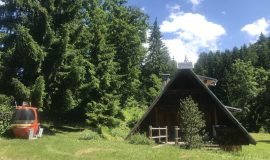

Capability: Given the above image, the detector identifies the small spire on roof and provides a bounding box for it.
[184,55,189,62]
[178,55,193,69]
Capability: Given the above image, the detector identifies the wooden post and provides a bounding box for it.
[175,126,179,144]
[149,125,152,139]
[214,107,218,125]
[165,126,168,143]
[158,128,161,143]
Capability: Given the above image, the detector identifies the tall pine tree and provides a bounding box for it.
[105,0,148,107]
[142,19,176,104]
[83,0,122,127]
[0,0,90,116]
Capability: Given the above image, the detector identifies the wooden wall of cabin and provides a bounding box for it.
[138,91,217,141]
[136,70,250,145]
[194,92,250,145]
[195,91,250,145]
[137,105,179,141]
[214,106,250,145]
[138,91,249,144]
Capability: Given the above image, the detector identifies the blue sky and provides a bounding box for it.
[128,0,270,63]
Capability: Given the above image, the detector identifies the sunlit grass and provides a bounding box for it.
[0,131,269,160]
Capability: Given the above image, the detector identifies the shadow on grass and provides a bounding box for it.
[1,130,15,139]
[42,124,84,136]
[256,140,270,144]
[1,125,85,140]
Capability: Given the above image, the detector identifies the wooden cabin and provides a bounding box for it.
[126,69,256,146]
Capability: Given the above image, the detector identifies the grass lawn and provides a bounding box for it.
[0,129,269,160]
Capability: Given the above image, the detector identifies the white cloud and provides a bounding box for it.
[163,38,199,64]
[166,4,181,12]
[188,0,203,6]
[0,1,4,5]
[140,7,146,12]
[241,18,270,40]
[160,10,226,63]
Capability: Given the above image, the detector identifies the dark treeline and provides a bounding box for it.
[0,0,176,131]
[194,34,270,132]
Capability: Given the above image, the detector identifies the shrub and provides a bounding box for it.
[122,106,145,129]
[99,126,120,140]
[110,125,129,139]
[259,126,268,133]
[31,76,45,111]
[86,96,122,128]
[128,133,154,145]
[178,96,206,149]
[78,130,101,140]
[0,95,14,136]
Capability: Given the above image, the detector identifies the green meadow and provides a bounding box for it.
[0,130,269,160]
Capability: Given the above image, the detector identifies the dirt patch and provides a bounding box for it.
[179,153,192,159]
[152,144,166,148]
[75,148,115,156]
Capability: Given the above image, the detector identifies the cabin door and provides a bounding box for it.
[157,108,178,141]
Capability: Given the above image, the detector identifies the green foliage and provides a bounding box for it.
[0,0,167,130]
[11,78,30,103]
[0,94,13,135]
[128,133,154,145]
[78,130,101,140]
[122,103,145,128]
[258,127,268,133]
[31,76,45,110]
[264,79,270,132]
[225,60,268,130]
[99,126,121,140]
[3,0,270,137]
[141,19,177,105]
[14,25,46,75]
[145,74,162,103]
[226,60,260,101]
[105,2,148,105]
[179,96,206,149]
[86,94,122,128]
[109,127,128,139]
[143,19,172,75]
[194,35,270,132]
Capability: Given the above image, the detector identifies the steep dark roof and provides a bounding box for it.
[126,69,256,145]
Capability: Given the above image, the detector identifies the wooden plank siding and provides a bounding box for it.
[126,69,256,145]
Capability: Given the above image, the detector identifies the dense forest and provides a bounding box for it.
[0,0,269,135]
[0,0,176,134]
[195,34,270,132]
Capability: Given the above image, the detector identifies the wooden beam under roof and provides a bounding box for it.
[166,89,203,94]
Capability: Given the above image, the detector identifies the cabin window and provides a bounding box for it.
[13,109,35,121]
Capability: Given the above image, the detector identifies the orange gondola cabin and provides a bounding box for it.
[11,102,40,139]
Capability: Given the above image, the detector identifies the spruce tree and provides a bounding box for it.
[0,0,153,127]
[194,35,270,132]
[255,33,270,69]
[83,0,122,127]
[105,0,148,107]
[143,19,171,76]
[31,76,45,110]
[0,0,89,115]
[142,19,176,104]
[178,96,205,149]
